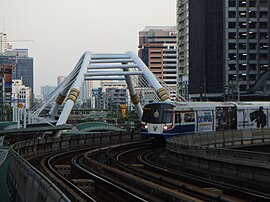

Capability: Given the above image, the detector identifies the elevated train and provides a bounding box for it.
[141,101,270,139]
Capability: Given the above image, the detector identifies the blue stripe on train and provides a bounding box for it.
[141,124,195,139]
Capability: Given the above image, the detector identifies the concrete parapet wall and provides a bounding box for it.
[7,130,139,202]
[166,128,270,188]
[7,149,70,202]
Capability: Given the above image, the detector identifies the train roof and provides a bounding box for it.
[144,101,270,110]
[228,101,270,109]
[172,101,234,110]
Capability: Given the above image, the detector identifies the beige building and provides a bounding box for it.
[138,26,177,99]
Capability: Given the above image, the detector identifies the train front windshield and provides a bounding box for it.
[142,103,174,124]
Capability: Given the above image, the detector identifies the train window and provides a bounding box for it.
[175,113,181,123]
[163,110,173,123]
[142,108,151,122]
[184,112,195,123]
[142,107,173,124]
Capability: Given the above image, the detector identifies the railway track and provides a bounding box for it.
[140,149,270,202]
[40,141,150,201]
[37,139,270,201]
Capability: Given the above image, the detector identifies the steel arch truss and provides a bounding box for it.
[48,51,179,137]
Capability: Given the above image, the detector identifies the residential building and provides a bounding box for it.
[177,0,270,101]
[12,79,31,109]
[138,26,178,99]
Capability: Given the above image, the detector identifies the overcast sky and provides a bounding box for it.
[1,0,176,94]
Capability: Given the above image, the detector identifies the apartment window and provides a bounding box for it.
[239,74,246,81]
[229,0,236,7]
[239,43,247,49]
[249,11,256,18]
[239,53,247,60]
[260,22,267,29]
[229,11,236,18]
[229,74,237,80]
[249,21,257,29]
[239,11,247,18]
[239,64,247,70]
[229,22,236,28]
[239,22,247,29]
[260,33,268,39]
[260,0,267,7]
[249,53,257,60]
[260,11,267,18]
[239,32,247,39]
[228,53,236,60]
[260,64,268,70]
[239,0,247,7]
[229,43,236,49]
[249,32,257,39]
[260,54,268,60]
[229,32,236,39]
[249,74,257,81]
[260,43,268,50]
[249,0,256,7]
[249,43,256,50]
[249,64,256,70]
[229,64,236,70]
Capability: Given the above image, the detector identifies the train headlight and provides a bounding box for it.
[163,123,173,130]
[141,123,148,129]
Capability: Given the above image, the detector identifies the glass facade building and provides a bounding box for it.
[177,0,270,100]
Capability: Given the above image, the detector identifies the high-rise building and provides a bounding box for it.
[5,49,34,100]
[177,0,270,101]
[0,55,16,120]
[57,75,66,86]
[78,81,91,101]
[138,26,178,96]
[41,85,56,99]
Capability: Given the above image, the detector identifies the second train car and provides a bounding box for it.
[141,101,270,139]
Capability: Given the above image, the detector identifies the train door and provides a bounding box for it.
[216,106,236,130]
[181,111,195,133]
[174,111,181,135]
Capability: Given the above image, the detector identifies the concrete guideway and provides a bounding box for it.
[166,128,270,194]
[7,131,140,202]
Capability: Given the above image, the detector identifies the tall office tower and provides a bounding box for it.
[177,0,189,99]
[5,49,34,100]
[138,26,178,95]
[177,0,270,101]
[0,55,16,121]
[78,81,91,101]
